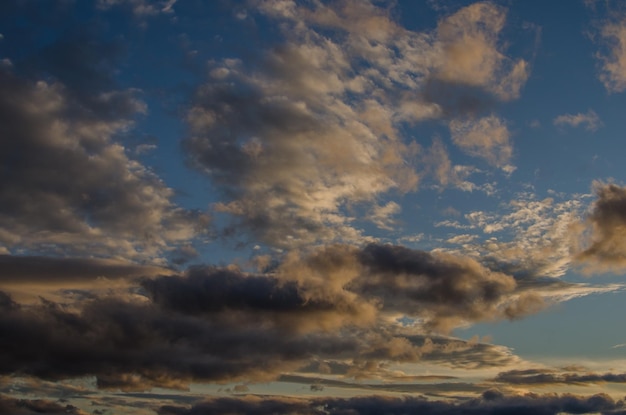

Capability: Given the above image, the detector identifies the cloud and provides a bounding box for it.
[597,18,626,92]
[141,266,378,332]
[0,255,169,304]
[158,392,622,415]
[553,109,603,131]
[354,244,523,331]
[0,241,615,389]
[494,368,626,386]
[0,67,206,262]
[576,182,626,272]
[0,255,167,285]
[367,201,401,231]
[449,115,513,169]
[434,2,529,101]
[184,1,530,248]
[442,192,588,278]
[0,395,87,415]
[0,289,361,389]
[97,0,177,16]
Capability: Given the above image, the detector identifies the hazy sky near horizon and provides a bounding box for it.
[3,0,626,414]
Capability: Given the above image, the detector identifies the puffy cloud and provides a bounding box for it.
[449,115,513,169]
[0,67,206,262]
[141,266,378,332]
[553,109,603,131]
[185,57,417,248]
[277,243,609,332]
[185,0,530,248]
[576,182,626,272]
[354,244,519,331]
[0,290,360,388]
[0,241,615,389]
[434,2,529,100]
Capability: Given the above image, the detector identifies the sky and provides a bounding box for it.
[3,0,626,414]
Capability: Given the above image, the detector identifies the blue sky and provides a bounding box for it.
[3,1,626,414]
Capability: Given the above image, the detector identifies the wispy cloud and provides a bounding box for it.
[449,115,514,170]
[596,17,626,92]
[553,109,603,131]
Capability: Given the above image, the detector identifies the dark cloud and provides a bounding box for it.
[353,243,536,331]
[0,241,607,388]
[0,395,87,415]
[0,66,205,260]
[280,373,484,395]
[141,266,376,332]
[577,182,626,272]
[0,288,360,389]
[494,368,626,385]
[158,393,623,415]
[0,253,522,390]
[0,255,167,284]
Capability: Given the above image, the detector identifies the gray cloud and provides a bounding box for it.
[0,255,167,285]
[0,66,206,261]
[0,241,613,389]
[0,395,87,415]
[577,182,626,272]
[494,368,626,385]
[141,266,377,332]
[0,245,534,390]
[0,290,360,389]
[158,392,622,415]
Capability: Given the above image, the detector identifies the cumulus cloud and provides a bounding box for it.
[0,290,359,389]
[576,182,626,272]
[434,2,529,101]
[0,240,617,389]
[184,0,530,248]
[0,67,206,262]
[553,109,603,131]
